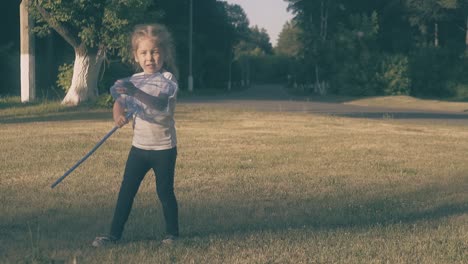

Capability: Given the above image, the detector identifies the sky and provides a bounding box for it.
[224,0,294,47]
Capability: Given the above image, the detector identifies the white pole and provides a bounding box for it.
[188,0,194,92]
[20,0,36,102]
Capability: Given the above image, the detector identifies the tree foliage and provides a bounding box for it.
[29,0,158,105]
[285,0,468,97]
[276,21,303,57]
[6,0,467,99]
[31,0,156,58]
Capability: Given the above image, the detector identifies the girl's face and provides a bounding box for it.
[134,37,164,74]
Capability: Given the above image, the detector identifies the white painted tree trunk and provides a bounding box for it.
[62,49,105,105]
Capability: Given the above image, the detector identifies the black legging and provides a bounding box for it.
[109,146,178,239]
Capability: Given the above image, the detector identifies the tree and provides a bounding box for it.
[223,2,250,89]
[152,0,239,89]
[275,21,303,57]
[222,2,274,88]
[404,0,455,47]
[445,0,468,52]
[30,0,155,105]
[249,26,273,55]
[224,2,250,38]
[0,2,20,96]
[285,0,347,92]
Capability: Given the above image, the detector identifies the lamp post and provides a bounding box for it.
[188,0,194,92]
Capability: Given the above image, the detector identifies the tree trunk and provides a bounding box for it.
[62,47,105,105]
[245,58,251,87]
[240,56,250,87]
[315,64,320,89]
[434,22,439,47]
[320,0,328,41]
[465,16,468,50]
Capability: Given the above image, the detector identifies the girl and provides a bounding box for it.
[92,24,180,247]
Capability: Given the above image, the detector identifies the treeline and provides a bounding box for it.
[3,0,467,100]
[275,0,468,98]
[0,0,273,100]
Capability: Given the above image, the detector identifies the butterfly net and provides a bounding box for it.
[110,72,177,122]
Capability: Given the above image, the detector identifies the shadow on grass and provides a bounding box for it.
[0,110,112,124]
[334,111,468,120]
[3,89,468,126]
[0,100,43,109]
[3,177,466,257]
[178,182,468,238]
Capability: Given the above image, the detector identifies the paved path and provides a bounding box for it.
[180,84,468,125]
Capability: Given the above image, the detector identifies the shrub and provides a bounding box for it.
[56,63,74,93]
[377,54,411,95]
[409,47,456,97]
[249,55,291,84]
[332,53,380,96]
[94,93,114,108]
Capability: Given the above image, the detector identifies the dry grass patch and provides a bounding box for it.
[345,95,468,112]
[0,105,467,263]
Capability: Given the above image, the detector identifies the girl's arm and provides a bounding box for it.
[114,81,168,111]
[113,100,129,127]
[134,89,167,110]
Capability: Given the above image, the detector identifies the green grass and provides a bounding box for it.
[0,102,467,263]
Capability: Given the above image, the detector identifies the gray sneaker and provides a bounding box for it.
[161,235,178,245]
[92,236,117,247]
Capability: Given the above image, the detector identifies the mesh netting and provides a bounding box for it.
[110,72,177,122]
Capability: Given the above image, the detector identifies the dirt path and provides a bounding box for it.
[180,84,468,125]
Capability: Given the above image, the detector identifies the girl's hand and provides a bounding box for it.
[114,114,129,128]
[115,80,138,96]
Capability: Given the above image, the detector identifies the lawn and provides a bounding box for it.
[0,101,467,263]
[345,95,468,113]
